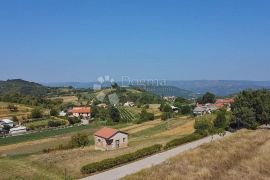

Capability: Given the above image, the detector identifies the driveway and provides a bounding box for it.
[81,132,231,180]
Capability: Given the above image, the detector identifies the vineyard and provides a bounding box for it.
[118,107,138,122]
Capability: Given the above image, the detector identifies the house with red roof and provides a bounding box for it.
[68,107,91,118]
[94,127,128,151]
[215,98,235,109]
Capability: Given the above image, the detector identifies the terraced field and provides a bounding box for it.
[0,101,32,120]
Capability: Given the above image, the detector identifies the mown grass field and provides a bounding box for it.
[0,115,195,179]
[123,129,270,180]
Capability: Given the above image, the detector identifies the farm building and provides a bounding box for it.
[94,127,128,151]
[68,107,91,118]
[124,101,135,107]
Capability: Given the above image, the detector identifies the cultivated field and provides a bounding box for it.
[0,101,32,120]
[0,116,194,179]
[123,129,270,180]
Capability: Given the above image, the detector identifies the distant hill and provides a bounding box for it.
[0,79,48,96]
[133,85,197,99]
[167,80,270,96]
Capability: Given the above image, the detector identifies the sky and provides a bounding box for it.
[0,0,270,82]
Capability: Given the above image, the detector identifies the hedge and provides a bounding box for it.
[164,133,204,150]
[81,144,162,174]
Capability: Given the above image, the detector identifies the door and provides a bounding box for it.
[116,140,120,148]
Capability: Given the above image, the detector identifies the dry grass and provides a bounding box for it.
[120,119,162,134]
[49,96,78,103]
[156,119,195,137]
[0,101,32,120]
[123,129,270,180]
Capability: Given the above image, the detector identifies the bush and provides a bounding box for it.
[47,119,66,127]
[161,112,173,120]
[194,117,213,136]
[68,117,81,125]
[50,108,58,116]
[164,133,204,150]
[81,144,162,174]
[70,133,90,148]
[214,111,228,129]
[140,109,155,122]
[31,108,43,118]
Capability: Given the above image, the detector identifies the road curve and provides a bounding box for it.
[81,132,231,180]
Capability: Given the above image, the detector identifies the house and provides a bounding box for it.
[68,107,91,118]
[193,103,217,116]
[94,127,128,151]
[123,101,135,107]
[9,126,27,135]
[215,98,235,109]
[0,119,14,128]
[193,106,207,116]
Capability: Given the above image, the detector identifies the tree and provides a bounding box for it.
[194,117,213,136]
[140,108,155,122]
[31,108,43,118]
[109,106,120,122]
[214,111,228,129]
[180,105,192,115]
[232,107,257,130]
[200,92,216,104]
[70,133,90,148]
[50,108,58,116]
[160,103,173,112]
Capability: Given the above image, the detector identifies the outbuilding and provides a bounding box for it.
[94,127,128,151]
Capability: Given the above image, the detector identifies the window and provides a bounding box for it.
[123,138,126,143]
[98,139,101,143]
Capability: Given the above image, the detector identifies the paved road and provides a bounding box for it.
[81,133,231,180]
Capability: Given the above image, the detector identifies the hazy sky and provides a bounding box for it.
[0,0,270,82]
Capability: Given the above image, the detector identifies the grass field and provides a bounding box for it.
[123,129,270,180]
[0,115,194,179]
[0,101,32,120]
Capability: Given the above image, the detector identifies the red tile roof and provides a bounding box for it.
[69,107,91,113]
[94,127,118,139]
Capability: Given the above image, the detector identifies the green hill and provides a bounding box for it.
[0,79,48,96]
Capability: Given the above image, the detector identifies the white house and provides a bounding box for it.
[68,107,91,118]
[0,119,14,127]
[94,127,128,151]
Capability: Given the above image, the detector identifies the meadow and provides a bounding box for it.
[123,129,270,180]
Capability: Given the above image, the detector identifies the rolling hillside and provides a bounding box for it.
[0,79,48,96]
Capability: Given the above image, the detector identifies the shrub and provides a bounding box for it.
[81,144,162,174]
[194,117,213,136]
[70,133,90,148]
[50,108,58,116]
[140,109,155,122]
[31,108,43,118]
[47,119,66,127]
[214,111,228,129]
[164,133,204,150]
[161,112,173,120]
[68,117,81,125]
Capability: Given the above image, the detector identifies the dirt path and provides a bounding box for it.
[81,132,232,180]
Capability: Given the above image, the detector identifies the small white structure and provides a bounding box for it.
[68,107,91,118]
[59,111,67,117]
[94,127,128,151]
[123,101,135,107]
[81,119,90,125]
[0,119,14,127]
[9,126,27,135]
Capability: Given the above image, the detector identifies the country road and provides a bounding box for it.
[81,132,232,180]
